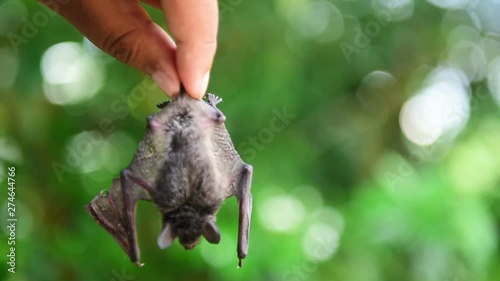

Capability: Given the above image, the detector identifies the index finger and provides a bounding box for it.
[161,0,219,99]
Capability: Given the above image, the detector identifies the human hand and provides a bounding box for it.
[40,0,218,99]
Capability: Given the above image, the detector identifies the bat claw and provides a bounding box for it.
[207,93,223,106]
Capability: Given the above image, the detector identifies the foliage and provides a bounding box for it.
[1,0,500,280]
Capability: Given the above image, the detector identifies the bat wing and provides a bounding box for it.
[234,164,253,267]
[85,177,150,266]
[85,113,169,266]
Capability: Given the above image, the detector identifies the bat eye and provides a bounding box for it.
[214,112,226,124]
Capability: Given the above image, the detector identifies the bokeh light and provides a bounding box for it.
[357,70,397,116]
[427,0,472,10]
[446,40,486,82]
[278,0,344,42]
[303,222,340,261]
[99,131,137,173]
[41,42,105,105]
[372,0,415,22]
[292,186,324,213]
[0,135,23,163]
[400,67,470,146]
[473,0,500,34]
[258,193,306,233]
[65,130,136,177]
[65,130,104,174]
[487,56,500,106]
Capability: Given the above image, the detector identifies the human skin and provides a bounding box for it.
[39,0,219,99]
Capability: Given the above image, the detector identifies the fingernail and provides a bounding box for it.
[151,71,179,97]
[195,71,210,99]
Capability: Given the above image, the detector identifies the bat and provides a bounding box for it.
[85,89,253,267]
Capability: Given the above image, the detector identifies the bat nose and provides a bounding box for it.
[183,242,197,250]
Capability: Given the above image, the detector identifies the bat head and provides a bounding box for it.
[154,92,225,134]
[157,206,221,250]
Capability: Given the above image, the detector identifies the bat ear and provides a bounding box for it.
[202,220,221,244]
[158,223,176,249]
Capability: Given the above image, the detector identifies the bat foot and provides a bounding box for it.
[207,93,223,106]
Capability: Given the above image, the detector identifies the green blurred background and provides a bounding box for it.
[1,0,500,280]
